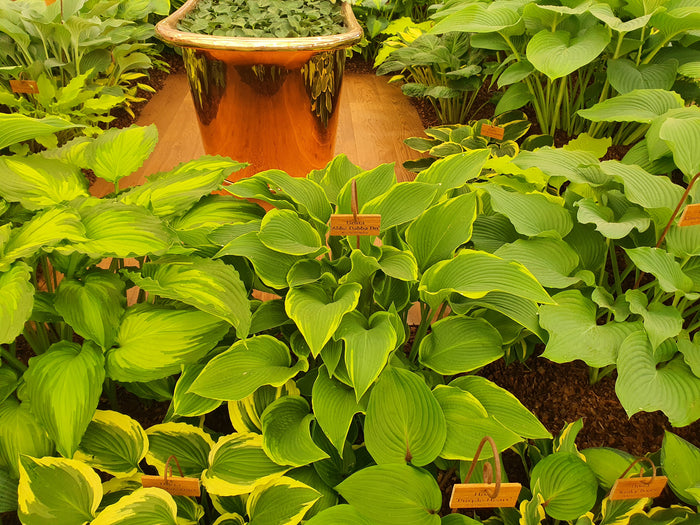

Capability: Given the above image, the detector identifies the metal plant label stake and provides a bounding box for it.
[608,457,667,501]
[329,179,381,248]
[141,455,201,497]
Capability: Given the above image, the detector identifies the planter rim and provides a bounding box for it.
[155,0,363,52]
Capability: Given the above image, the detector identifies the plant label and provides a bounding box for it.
[10,80,39,94]
[141,475,201,497]
[679,204,700,227]
[450,483,522,508]
[329,214,381,236]
[44,0,57,5]
[609,476,667,500]
[479,124,505,140]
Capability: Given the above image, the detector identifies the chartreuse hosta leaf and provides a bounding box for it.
[377,247,418,281]
[336,464,441,525]
[258,208,323,256]
[173,194,263,243]
[430,2,521,34]
[365,367,446,466]
[361,182,438,232]
[106,306,229,383]
[581,448,641,491]
[84,125,158,186]
[147,422,214,477]
[54,270,125,349]
[513,148,609,186]
[335,164,395,215]
[0,399,53,478]
[257,170,333,223]
[414,150,491,197]
[659,114,700,179]
[306,504,376,524]
[246,477,320,525]
[576,198,650,239]
[213,514,246,525]
[74,410,147,478]
[527,26,610,80]
[202,433,289,497]
[600,161,684,211]
[419,316,503,375]
[287,465,337,519]
[229,381,300,433]
[261,396,329,467]
[286,283,362,357]
[18,456,102,525]
[419,250,553,310]
[0,369,18,405]
[308,154,363,203]
[92,487,178,525]
[626,289,682,349]
[23,341,104,458]
[126,255,251,338]
[625,247,694,294]
[0,113,82,150]
[0,468,17,513]
[171,364,222,418]
[661,432,700,505]
[530,452,598,520]
[190,335,307,401]
[540,290,642,367]
[0,262,33,345]
[578,89,685,124]
[519,493,546,525]
[616,332,700,426]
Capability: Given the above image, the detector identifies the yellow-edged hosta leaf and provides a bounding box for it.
[146,422,214,477]
[0,399,53,478]
[246,476,320,525]
[228,381,300,433]
[92,487,177,525]
[0,262,34,345]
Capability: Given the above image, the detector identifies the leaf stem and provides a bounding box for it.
[0,347,27,373]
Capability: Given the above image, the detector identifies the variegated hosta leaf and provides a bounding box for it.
[173,495,204,524]
[54,271,125,349]
[213,513,246,525]
[228,381,300,433]
[335,464,441,525]
[540,290,642,367]
[305,504,377,525]
[365,367,446,466]
[246,476,320,525]
[527,26,610,80]
[258,208,323,256]
[146,422,214,477]
[74,410,148,478]
[202,433,289,497]
[0,113,82,150]
[190,335,306,401]
[171,364,222,418]
[625,247,694,294]
[106,306,229,383]
[578,89,685,123]
[625,289,683,350]
[92,487,177,525]
[84,125,158,186]
[361,182,438,232]
[23,341,105,458]
[0,399,53,478]
[413,150,491,197]
[661,431,700,505]
[18,456,102,525]
[513,148,610,186]
[575,198,650,239]
[600,160,684,211]
[0,262,34,345]
[616,332,700,427]
[601,497,651,525]
[126,255,251,338]
[581,448,642,491]
[519,494,546,525]
[285,283,361,357]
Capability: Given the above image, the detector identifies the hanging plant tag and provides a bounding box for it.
[679,204,700,227]
[450,483,522,508]
[479,124,505,140]
[609,476,667,500]
[141,475,201,497]
[10,80,39,94]
[329,214,381,236]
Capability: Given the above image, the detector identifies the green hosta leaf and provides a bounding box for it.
[74,410,147,477]
[365,367,446,466]
[0,369,18,405]
[377,247,418,281]
[335,464,441,525]
[616,332,700,427]
[18,456,102,525]
[530,452,597,520]
[246,477,320,525]
[607,59,677,95]
[54,271,125,349]
[495,238,582,288]
[431,3,521,34]
[659,114,700,178]
[563,133,611,158]
[498,61,534,88]
[666,225,700,259]
[339,249,380,285]
[600,160,684,210]
[419,316,503,374]
[336,164,395,216]
[84,125,158,185]
[361,182,438,232]
[256,170,332,223]
[414,150,490,196]
[202,433,289,497]
[495,83,534,115]
[172,364,222,418]
[513,148,609,186]
[146,422,214,477]
[0,113,82,150]
[106,306,229,382]
[626,289,683,349]
[652,7,700,38]
[286,283,361,357]
[677,337,700,377]
[92,487,177,525]
[190,335,306,401]
[24,341,104,458]
[258,209,323,256]
[0,399,53,478]
[581,448,640,491]
[228,381,300,434]
[433,385,522,460]
[540,290,642,367]
[576,199,650,239]
[335,311,397,400]
[527,27,609,80]
[405,193,478,271]
[306,504,377,524]
[126,255,251,338]
[578,89,685,123]
[0,262,33,345]
[0,468,17,513]
[309,154,363,204]
[661,432,700,505]
[625,247,693,294]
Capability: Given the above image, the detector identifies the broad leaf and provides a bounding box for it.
[0,113,82,150]
[607,59,677,94]
[625,247,693,294]
[0,262,34,345]
[661,432,700,505]
[258,209,323,256]
[659,114,700,178]
[172,364,222,417]
[626,289,682,349]
[527,27,609,80]
[578,90,684,123]
[513,148,609,186]
[576,199,650,239]
[414,150,490,196]
[495,238,582,288]
[601,160,684,210]
[0,468,17,513]
[306,504,376,524]
[246,477,320,525]
[430,3,521,34]
[92,487,177,525]
[361,182,438,232]
[0,399,53,478]
[256,170,332,223]
[84,125,158,186]
[146,422,214,477]
[581,448,641,491]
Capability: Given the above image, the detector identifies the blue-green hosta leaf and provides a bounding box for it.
[92,487,177,525]
[336,164,396,215]
[84,125,158,186]
[540,290,642,367]
[126,255,251,337]
[258,209,323,256]
[0,399,53,478]
[578,89,685,123]
[531,452,597,520]
[24,341,104,458]
[576,199,650,239]
[365,367,446,466]
[405,193,478,271]
[419,316,503,375]
[625,247,694,294]
[607,59,678,95]
[257,170,332,223]
[527,26,609,80]
[261,396,329,467]
[171,364,222,418]
[0,156,88,210]
[335,464,441,525]
[189,335,306,401]
[306,504,377,525]
[430,3,521,34]
[432,385,522,461]
[377,247,418,281]
[482,185,573,238]
[581,448,641,491]
[600,160,684,210]
[54,271,125,349]
[335,311,397,400]
[659,114,700,179]
[361,182,438,232]
[246,476,320,525]
[495,237,583,288]
[616,332,700,427]
[513,148,610,186]
[106,306,229,382]
[286,283,361,357]
[414,150,491,197]
[0,262,33,345]
[661,432,700,505]
[74,410,147,477]
[625,289,683,350]
[202,433,289,497]
[0,113,82,150]
[146,422,213,477]
[18,456,102,525]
